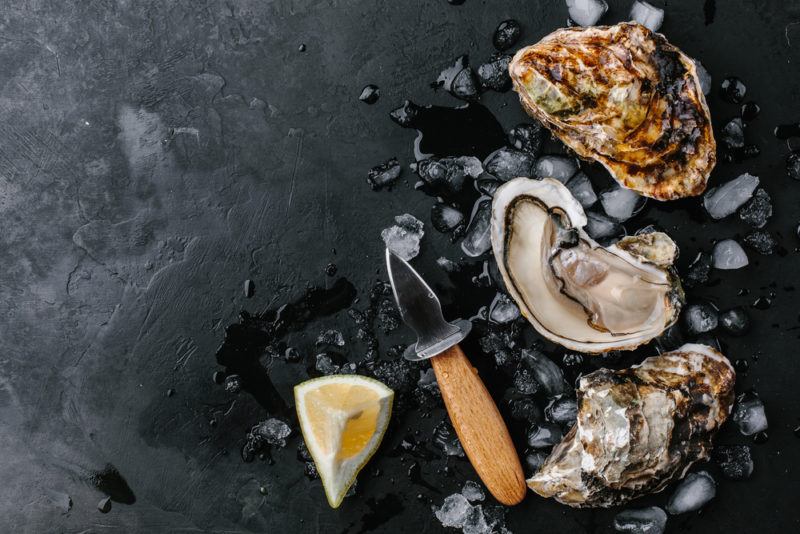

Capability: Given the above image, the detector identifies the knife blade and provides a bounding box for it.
[385,249,471,360]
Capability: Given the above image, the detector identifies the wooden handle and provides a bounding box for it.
[431,344,527,505]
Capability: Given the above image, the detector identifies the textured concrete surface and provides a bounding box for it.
[1,0,799,532]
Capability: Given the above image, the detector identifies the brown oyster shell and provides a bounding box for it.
[509,23,715,200]
[527,344,735,508]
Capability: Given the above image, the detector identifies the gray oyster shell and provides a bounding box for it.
[527,343,735,507]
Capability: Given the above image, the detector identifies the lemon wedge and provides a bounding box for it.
[294,375,394,508]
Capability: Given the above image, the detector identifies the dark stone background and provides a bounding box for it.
[1,0,799,532]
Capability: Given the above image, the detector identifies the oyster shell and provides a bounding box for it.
[490,177,683,353]
[528,344,735,508]
[509,23,715,200]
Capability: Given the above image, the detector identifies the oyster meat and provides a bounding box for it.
[490,177,683,353]
[509,23,715,200]
[528,344,735,507]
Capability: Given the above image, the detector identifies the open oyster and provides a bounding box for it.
[490,177,683,353]
[509,23,715,200]
[528,344,735,507]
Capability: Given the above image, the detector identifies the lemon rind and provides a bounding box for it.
[294,375,394,508]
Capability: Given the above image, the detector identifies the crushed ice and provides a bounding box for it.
[566,0,608,27]
[382,214,424,261]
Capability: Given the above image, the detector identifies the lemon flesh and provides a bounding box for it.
[295,375,393,508]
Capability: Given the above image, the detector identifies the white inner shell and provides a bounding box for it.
[491,178,674,353]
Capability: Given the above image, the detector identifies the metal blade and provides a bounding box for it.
[385,249,471,360]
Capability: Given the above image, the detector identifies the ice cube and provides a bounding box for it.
[416,157,481,194]
[508,122,545,157]
[682,302,718,335]
[566,0,608,26]
[527,422,563,448]
[703,173,759,219]
[493,19,522,51]
[738,188,772,228]
[489,293,520,324]
[743,230,777,255]
[476,177,501,197]
[600,186,646,221]
[613,506,667,534]
[315,353,340,375]
[719,307,750,336]
[417,368,440,396]
[316,329,345,347]
[655,324,685,353]
[477,53,512,92]
[338,362,357,375]
[359,84,380,104]
[97,497,112,513]
[629,1,664,32]
[483,147,536,181]
[509,396,544,424]
[434,493,473,528]
[584,211,623,240]
[513,366,540,395]
[525,451,548,474]
[545,397,578,426]
[436,56,479,101]
[390,100,421,127]
[521,349,570,397]
[461,199,492,257]
[451,68,480,101]
[457,156,485,178]
[437,256,461,273]
[431,203,465,233]
[433,420,466,457]
[666,471,716,514]
[694,60,712,96]
[224,374,242,394]
[284,347,302,362]
[741,102,760,121]
[684,251,713,287]
[533,155,579,183]
[713,444,754,480]
[382,213,424,261]
[244,279,255,298]
[566,172,598,208]
[787,152,800,181]
[719,76,746,104]
[462,505,491,534]
[732,395,768,435]
[721,118,745,149]
[462,480,485,502]
[367,158,402,190]
[253,418,292,447]
[712,239,748,270]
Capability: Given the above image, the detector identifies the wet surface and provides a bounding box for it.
[1,0,800,532]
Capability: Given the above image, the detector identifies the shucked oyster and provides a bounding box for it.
[490,177,683,353]
[528,344,735,507]
[509,23,715,200]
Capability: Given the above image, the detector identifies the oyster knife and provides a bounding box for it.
[385,249,526,506]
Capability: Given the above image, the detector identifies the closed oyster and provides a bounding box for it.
[509,23,715,200]
[528,344,735,508]
[490,177,683,353]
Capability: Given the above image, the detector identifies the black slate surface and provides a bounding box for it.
[1,0,799,532]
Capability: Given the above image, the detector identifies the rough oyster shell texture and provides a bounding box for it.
[527,344,735,508]
[510,23,715,200]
